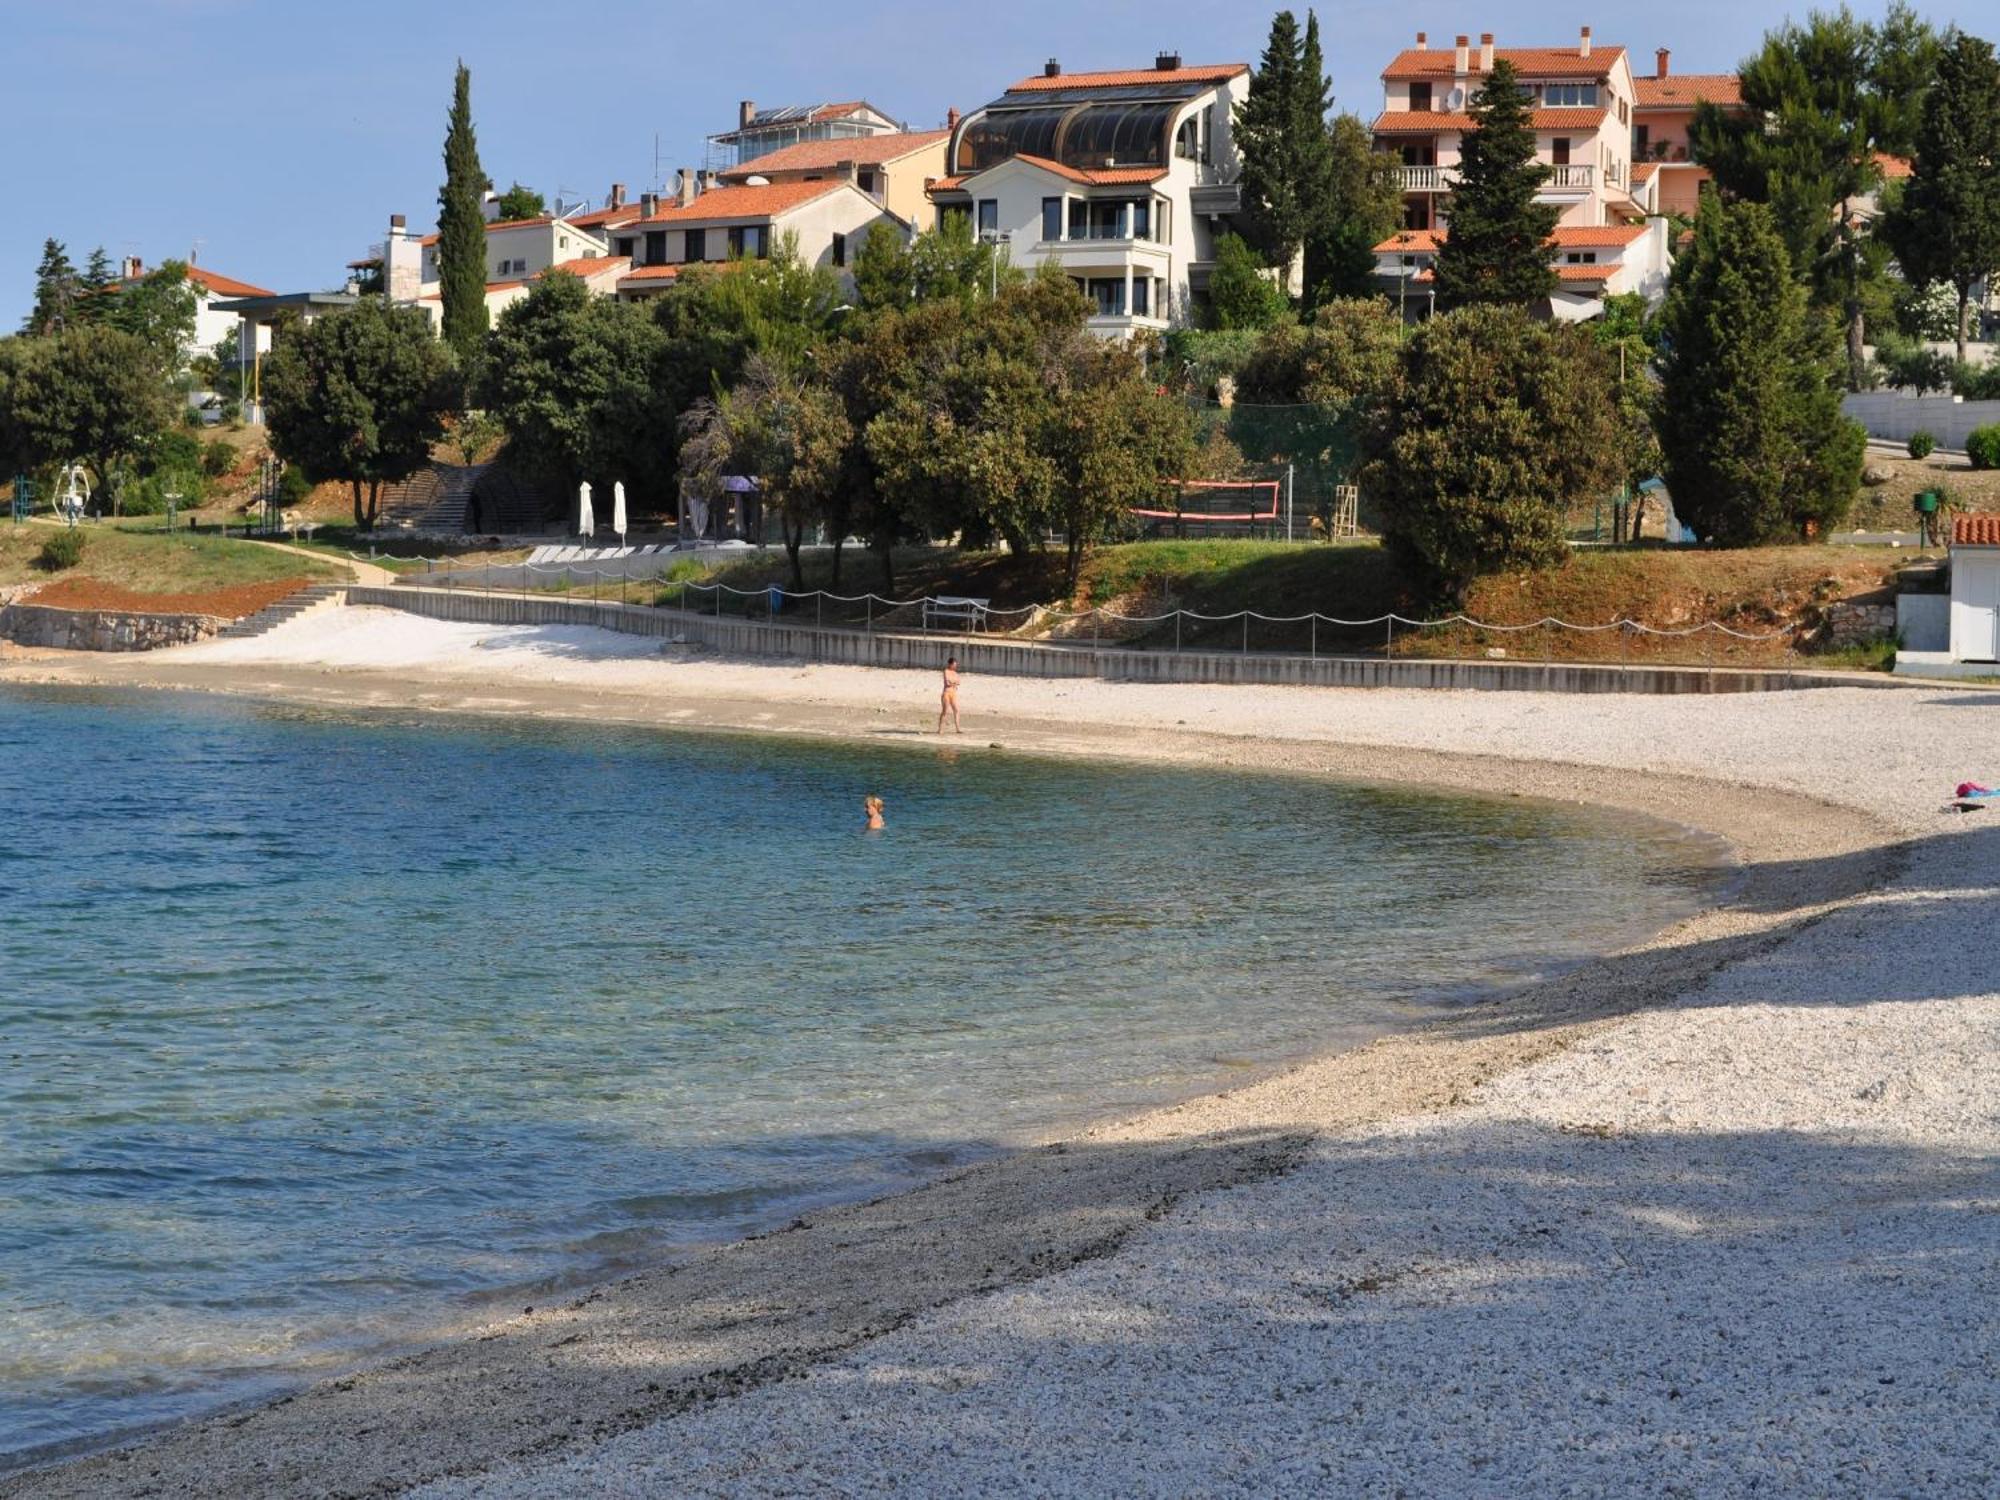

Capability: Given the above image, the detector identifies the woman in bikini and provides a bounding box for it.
[863,795,885,831]
[937,656,962,735]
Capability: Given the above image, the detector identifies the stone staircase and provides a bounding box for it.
[376,464,486,532]
[213,583,348,641]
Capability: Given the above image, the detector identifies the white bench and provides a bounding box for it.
[923,595,990,632]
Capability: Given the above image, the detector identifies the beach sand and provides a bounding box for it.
[2,608,1994,1497]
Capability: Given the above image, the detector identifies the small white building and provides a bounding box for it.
[926,54,1254,334]
[1372,220,1674,318]
[610,173,903,288]
[1949,515,2000,663]
[113,258,278,366]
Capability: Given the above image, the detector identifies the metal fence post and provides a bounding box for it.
[1175,610,1181,654]
[1241,612,1249,655]
[1385,616,1394,658]
[866,595,873,635]
[1310,614,1317,662]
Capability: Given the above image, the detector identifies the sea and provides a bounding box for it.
[0,684,1729,1463]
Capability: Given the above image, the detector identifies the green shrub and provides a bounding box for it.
[276,466,313,507]
[1953,361,2000,400]
[201,439,237,478]
[1908,430,1937,459]
[36,529,86,571]
[1969,424,2000,471]
[122,469,205,515]
[147,428,204,477]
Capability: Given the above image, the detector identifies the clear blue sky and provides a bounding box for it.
[1,0,1957,325]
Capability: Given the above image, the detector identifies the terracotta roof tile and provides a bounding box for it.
[562,204,646,230]
[623,179,849,226]
[720,131,948,181]
[1634,73,1742,108]
[183,266,276,298]
[1383,45,1625,81]
[1009,155,1168,186]
[1554,263,1614,281]
[1631,162,1659,182]
[1371,107,1611,133]
[1005,63,1247,93]
[1372,225,1643,254]
[541,255,630,280]
[1875,151,1914,180]
[1954,514,2000,546]
[1373,229,1444,254]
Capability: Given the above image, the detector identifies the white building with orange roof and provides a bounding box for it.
[717,130,950,230]
[1374,29,1644,232]
[1631,49,1744,217]
[706,101,905,172]
[112,256,278,364]
[1372,220,1673,318]
[926,52,1253,334]
[608,171,901,293]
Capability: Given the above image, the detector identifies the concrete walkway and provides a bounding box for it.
[247,538,396,587]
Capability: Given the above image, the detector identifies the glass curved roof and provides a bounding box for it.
[953,101,1177,175]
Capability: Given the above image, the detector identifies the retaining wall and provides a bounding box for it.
[351,587,1891,695]
[1843,392,2000,451]
[0,603,225,651]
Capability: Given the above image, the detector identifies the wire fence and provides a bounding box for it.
[405,561,1804,666]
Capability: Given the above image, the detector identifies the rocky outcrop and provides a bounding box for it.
[0,603,225,651]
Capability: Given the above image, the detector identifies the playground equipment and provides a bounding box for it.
[52,464,91,527]
[10,475,30,524]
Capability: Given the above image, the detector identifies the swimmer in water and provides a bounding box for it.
[938,656,962,735]
[864,795,885,830]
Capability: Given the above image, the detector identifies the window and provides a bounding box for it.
[1543,83,1600,107]
[832,232,846,267]
[685,227,707,262]
[1175,117,1200,160]
[857,170,876,194]
[727,226,746,256]
[1084,277,1125,317]
[1551,137,1571,166]
[1565,251,1597,264]
[1131,199,1151,240]
[1158,199,1171,244]
[1409,81,1432,112]
[616,237,635,258]
[976,199,999,236]
[1042,197,1064,242]
[644,230,667,264]
[1131,276,1150,317]
[1634,124,1650,157]
[1068,199,1088,239]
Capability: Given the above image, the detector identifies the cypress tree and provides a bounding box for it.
[437,61,490,366]
[24,239,78,335]
[1656,196,1865,546]
[1432,58,1558,310]
[1234,12,1305,271]
[1881,31,2000,364]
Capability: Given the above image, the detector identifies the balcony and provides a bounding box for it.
[1398,165,1459,192]
[1543,163,1596,192]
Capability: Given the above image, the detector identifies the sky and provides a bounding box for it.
[0,0,1962,326]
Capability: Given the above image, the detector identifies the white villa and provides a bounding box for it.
[1373,221,1674,317]
[926,54,1254,334]
[112,257,277,366]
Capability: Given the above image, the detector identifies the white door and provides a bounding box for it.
[1954,554,2000,662]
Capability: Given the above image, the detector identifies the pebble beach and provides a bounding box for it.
[3,607,1995,1497]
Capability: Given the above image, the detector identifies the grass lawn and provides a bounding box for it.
[0,522,341,598]
[640,538,1909,669]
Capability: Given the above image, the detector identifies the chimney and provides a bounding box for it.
[1479,33,1495,70]
[946,106,960,129]
[1656,47,1670,78]
[609,182,626,208]
[1414,31,1427,49]
[480,189,501,223]
[384,215,421,303]
[123,254,143,279]
[1579,26,1592,58]
[1155,51,1181,71]
[1044,57,1061,77]
[677,167,698,208]
[640,191,660,219]
[739,100,756,129]
[1453,35,1469,73]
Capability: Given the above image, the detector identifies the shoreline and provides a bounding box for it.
[0,632,1921,1496]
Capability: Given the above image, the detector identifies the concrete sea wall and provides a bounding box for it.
[351,587,1893,695]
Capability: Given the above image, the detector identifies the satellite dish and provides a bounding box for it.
[1447,87,1464,109]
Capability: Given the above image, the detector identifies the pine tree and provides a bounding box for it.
[1432,59,1558,309]
[73,246,115,325]
[1882,31,2000,364]
[1656,196,1865,546]
[24,239,78,335]
[437,61,490,367]
[1307,114,1405,306]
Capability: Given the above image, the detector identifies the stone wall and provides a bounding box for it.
[0,603,226,651]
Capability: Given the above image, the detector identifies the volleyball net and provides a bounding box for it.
[1130,479,1283,525]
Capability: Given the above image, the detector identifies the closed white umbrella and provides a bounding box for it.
[578,481,595,539]
[612,481,627,545]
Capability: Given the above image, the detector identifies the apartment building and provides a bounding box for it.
[605,171,900,297]
[707,100,903,171]
[1374,29,1643,232]
[925,53,1252,334]
[1631,49,1742,216]
[1372,219,1674,317]
[719,130,949,228]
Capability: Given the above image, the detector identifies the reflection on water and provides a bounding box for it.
[0,686,1727,1459]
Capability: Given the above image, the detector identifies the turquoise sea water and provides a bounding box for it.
[0,686,1727,1462]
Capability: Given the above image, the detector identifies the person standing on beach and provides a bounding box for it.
[938,656,963,735]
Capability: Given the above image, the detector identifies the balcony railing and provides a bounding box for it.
[1398,165,1458,192]
[1544,163,1596,190]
